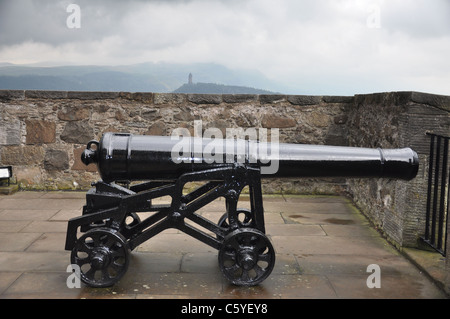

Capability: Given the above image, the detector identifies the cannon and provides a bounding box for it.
[65,132,419,287]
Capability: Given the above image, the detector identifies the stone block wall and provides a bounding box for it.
[0,90,352,193]
[346,92,449,249]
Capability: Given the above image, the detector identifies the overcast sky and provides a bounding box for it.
[0,0,449,95]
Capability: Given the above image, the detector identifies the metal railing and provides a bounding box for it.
[423,133,449,256]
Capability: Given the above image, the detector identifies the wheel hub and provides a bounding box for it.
[91,248,110,270]
[238,249,257,270]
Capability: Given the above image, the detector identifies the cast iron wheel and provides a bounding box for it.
[218,228,275,286]
[71,227,130,288]
[217,209,255,229]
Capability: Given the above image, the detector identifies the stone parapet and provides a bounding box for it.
[0,90,355,191]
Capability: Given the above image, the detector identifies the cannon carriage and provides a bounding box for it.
[65,132,419,287]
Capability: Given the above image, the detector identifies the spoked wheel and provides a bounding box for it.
[218,228,275,286]
[71,228,130,288]
[217,209,255,229]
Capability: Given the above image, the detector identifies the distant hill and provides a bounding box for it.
[0,72,167,92]
[0,62,286,93]
[173,82,279,94]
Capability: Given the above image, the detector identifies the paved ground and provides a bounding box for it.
[0,191,447,299]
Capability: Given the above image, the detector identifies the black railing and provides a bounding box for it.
[423,133,449,256]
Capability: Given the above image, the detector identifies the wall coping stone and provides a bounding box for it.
[410,91,450,111]
[187,93,222,104]
[0,90,25,100]
[0,90,448,111]
[66,91,121,100]
[25,90,68,99]
[354,91,450,112]
[222,94,258,103]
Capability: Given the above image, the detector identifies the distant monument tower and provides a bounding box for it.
[188,73,193,85]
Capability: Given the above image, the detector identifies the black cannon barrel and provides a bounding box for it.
[81,132,419,183]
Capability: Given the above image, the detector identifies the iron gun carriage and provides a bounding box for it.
[65,132,419,287]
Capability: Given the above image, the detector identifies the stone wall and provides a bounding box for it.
[346,92,449,248]
[0,90,449,253]
[0,90,353,193]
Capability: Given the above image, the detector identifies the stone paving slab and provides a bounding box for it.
[0,191,447,299]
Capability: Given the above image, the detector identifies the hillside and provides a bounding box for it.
[0,62,285,93]
[172,82,278,94]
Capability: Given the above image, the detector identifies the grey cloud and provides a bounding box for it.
[0,0,449,96]
[381,0,450,38]
[2,0,447,49]
[0,0,236,48]
[0,0,146,46]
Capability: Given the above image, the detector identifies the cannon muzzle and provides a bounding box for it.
[82,132,418,183]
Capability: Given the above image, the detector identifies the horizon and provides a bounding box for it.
[1,60,449,97]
